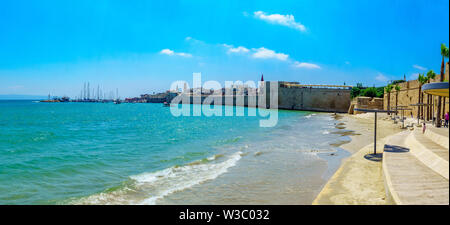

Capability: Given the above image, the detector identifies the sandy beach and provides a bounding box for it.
[313,113,403,205]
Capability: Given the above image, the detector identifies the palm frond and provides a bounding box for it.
[441,43,449,58]
[426,70,437,79]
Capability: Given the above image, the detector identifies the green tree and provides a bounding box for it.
[350,84,384,99]
[361,87,378,97]
[436,43,449,127]
[425,70,437,120]
[384,84,394,115]
[394,84,401,116]
[417,73,429,120]
[376,87,384,98]
[392,80,405,85]
[350,86,361,99]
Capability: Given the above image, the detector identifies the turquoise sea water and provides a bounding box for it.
[0,100,351,204]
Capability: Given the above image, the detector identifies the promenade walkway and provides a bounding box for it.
[383,128,449,205]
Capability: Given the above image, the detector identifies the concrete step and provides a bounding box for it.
[414,129,449,161]
[383,131,449,205]
[405,129,449,179]
[424,126,449,149]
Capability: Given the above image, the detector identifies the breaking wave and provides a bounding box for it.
[72,151,242,205]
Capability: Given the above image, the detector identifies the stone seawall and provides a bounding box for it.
[171,95,262,108]
[172,81,351,113]
[276,85,351,112]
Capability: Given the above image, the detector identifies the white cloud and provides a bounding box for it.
[293,61,321,69]
[160,49,174,55]
[185,36,192,41]
[176,52,192,57]
[191,39,322,69]
[410,73,419,80]
[345,61,350,65]
[375,73,389,82]
[159,49,192,57]
[224,44,320,68]
[413,64,427,71]
[223,44,249,54]
[251,47,289,61]
[229,46,250,53]
[253,11,306,32]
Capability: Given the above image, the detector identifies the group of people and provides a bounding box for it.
[430,111,450,128]
[421,111,449,134]
[411,111,449,128]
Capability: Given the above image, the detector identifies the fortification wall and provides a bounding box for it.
[383,62,449,120]
[173,81,352,113]
[275,83,351,112]
[173,95,261,108]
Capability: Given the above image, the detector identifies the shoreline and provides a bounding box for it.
[0,100,405,204]
[313,113,403,205]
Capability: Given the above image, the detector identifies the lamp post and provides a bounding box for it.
[410,103,433,126]
[354,108,397,155]
[392,106,412,129]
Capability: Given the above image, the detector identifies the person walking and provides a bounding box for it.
[445,112,449,128]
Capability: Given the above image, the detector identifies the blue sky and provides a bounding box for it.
[0,0,448,98]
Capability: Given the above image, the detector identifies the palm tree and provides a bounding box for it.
[417,73,428,120]
[385,84,393,115]
[437,43,449,127]
[426,70,437,121]
[394,84,401,116]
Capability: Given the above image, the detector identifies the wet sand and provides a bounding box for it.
[313,113,403,205]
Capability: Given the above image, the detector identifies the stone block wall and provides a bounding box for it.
[383,62,449,120]
[274,82,351,112]
[348,97,384,114]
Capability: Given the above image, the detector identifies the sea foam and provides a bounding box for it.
[74,151,242,205]
[136,151,242,205]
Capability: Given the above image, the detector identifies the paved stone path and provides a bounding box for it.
[383,131,449,205]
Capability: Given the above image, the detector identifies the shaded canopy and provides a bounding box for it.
[422,82,449,97]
